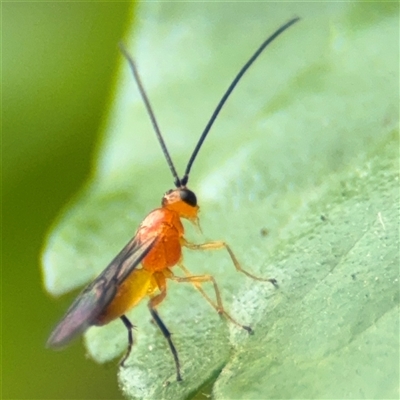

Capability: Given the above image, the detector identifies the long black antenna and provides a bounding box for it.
[180,17,300,186]
[119,43,182,187]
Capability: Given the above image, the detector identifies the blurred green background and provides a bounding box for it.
[3,3,132,399]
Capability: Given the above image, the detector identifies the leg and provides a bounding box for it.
[183,239,278,286]
[120,314,134,367]
[172,265,252,333]
[149,273,182,381]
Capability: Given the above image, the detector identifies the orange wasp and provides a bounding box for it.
[47,17,299,381]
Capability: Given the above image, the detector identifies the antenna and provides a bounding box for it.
[119,44,182,187]
[180,17,300,186]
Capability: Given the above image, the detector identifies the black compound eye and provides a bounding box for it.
[180,188,197,207]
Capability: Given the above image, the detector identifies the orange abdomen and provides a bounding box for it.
[95,268,157,326]
[137,208,184,272]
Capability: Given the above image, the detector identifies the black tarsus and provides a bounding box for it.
[181,17,300,186]
[119,43,182,188]
[149,306,182,381]
[120,314,135,367]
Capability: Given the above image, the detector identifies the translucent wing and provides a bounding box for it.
[47,235,157,348]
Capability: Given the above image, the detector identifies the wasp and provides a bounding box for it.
[47,18,300,381]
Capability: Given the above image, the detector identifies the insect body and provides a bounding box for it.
[47,17,300,381]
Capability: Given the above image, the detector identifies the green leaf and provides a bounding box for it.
[42,2,399,399]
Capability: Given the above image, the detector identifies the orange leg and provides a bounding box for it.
[173,264,252,333]
[183,239,278,286]
[149,272,182,381]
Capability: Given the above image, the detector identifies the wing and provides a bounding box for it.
[46,234,157,348]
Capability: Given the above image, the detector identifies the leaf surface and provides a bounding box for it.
[42,2,399,399]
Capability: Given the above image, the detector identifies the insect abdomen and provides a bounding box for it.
[95,268,157,325]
